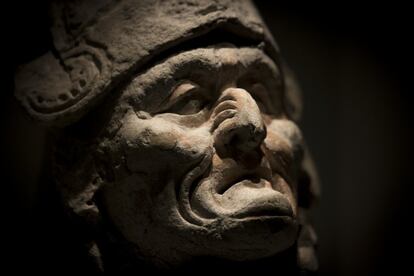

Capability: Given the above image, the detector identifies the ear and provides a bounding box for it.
[14,46,111,127]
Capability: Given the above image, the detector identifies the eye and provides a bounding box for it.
[161,82,208,115]
[170,95,207,115]
[250,83,272,114]
[253,96,268,113]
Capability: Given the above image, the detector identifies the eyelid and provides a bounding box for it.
[170,82,198,102]
[160,81,199,111]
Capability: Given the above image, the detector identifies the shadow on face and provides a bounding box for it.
[90,46,314,266]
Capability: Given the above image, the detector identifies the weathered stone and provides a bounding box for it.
[14,0,319,273]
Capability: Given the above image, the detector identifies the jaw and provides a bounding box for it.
[205,215,299,261]
[189,179,299,259]
[174,154,299,259]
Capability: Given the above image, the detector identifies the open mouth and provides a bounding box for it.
[178,156,295,224]
[215,176,294,219]
[216,174,270,195]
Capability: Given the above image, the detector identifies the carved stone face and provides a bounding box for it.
[96,46,305,265]
[14,0,319,271]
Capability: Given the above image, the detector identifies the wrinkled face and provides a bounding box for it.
[98,47,305,265]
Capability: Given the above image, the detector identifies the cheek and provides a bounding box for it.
[266,119,304,147]
[264,119,305,199]
[118,113,212,175]
[100,172,173,249]
[264,119,304,165]
[263,122,295,168]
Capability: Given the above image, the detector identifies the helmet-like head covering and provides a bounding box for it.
[14,0,286,126]
[14,1,317,271]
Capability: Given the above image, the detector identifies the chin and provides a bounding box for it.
[200,209,299,261]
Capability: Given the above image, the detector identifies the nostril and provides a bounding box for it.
[230,137,264,169]
[214,124,266,162]
[240,148,263,169]
[212,87,267,163]
[232,125,266,153]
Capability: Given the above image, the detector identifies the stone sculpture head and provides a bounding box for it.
[14,0,319,273]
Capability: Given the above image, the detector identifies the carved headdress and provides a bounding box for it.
[14,0,305,126]
[14,0,318,273]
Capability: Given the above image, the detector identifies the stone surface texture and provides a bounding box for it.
[14,0,319,273]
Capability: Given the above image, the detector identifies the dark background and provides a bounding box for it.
[3,1,413,275]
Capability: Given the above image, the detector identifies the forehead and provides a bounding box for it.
[122,46,283,109]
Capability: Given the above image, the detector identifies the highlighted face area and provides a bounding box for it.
[98,47,305,265]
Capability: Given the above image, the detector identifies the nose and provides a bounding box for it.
[211,87,266,166]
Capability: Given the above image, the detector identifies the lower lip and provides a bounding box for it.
[229,202,294,220]
[220,179,294,218]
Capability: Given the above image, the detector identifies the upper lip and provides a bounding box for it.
[178,142,295,222]
[214,162,273,195]
[185,154,296,222]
